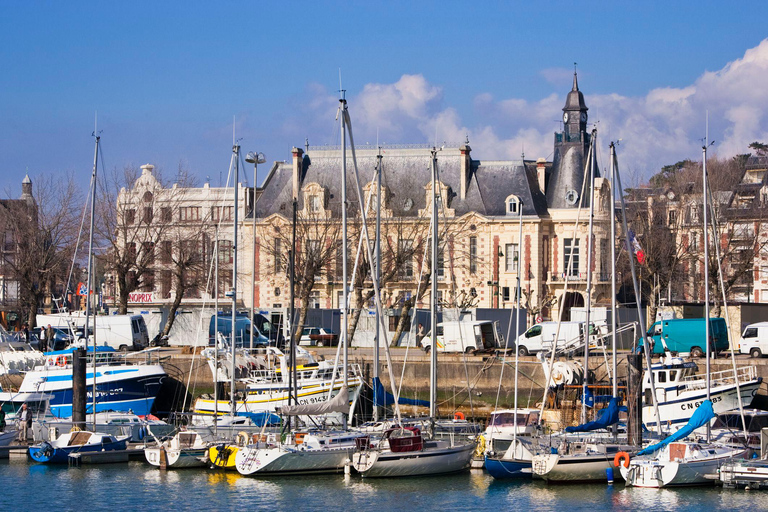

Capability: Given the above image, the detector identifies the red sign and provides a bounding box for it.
[77,282,87,296]
[128,292,155,304]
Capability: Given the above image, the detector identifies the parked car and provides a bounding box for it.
[299,327,338,347]
[209,311,272,348]
[30,326,74,351]
[421,320,501,354]
[739,321,768,357]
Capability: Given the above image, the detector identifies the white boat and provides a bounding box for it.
[621,440,747,487]
[38,411,174,442]
[352,426,475,477]
[192,345,363,424]
[482,408,541,455]
[145,430,209,468]
[532,436,633,482]
[0,329,45,375]
[235,429,365,476]
[719,426,768,489]
[641,356,760,431]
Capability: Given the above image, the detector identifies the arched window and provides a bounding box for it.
[506,195,520,215]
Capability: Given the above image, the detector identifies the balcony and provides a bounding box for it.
[549,272,611,283]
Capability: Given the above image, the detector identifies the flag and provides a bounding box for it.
[628,229,646,265]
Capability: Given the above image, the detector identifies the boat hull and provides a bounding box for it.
[19,364,166,417]
[352,442,475,478]
[208,444,239,470]
[145,447,208,468]
[720,460,768,488]
[622,448,747,487]
[236,445,355,476]
[29,438,128,464]
[532,452,623,482]
[484,456,531,479]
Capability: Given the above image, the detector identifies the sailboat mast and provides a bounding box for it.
[702,141,711,442]
[230,143,240,417]
[582,130,597,425]
[214,229,219,433]
[86,133,99,429]
[429,148,438,418]
[340,94,349,412]
[512,199,523,445]
[374,148,382,421]
[609,144,618,401]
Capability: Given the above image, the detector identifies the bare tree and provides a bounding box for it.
[0,173,82,326]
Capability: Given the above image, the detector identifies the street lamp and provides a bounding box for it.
[245,151,266,349]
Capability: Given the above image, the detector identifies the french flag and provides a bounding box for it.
[628,229,646,264]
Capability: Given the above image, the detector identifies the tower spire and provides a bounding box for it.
[573,62,579,91]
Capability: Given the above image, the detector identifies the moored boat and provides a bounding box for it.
[145,430,209,469]
[28,429,129,464]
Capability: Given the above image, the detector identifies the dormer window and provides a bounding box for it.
[309,194,321,212]
[506,195,521,215]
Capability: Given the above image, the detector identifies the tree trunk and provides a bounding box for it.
[294,296,310,346]
[348,288,374,343]
[390,300,413,347]
[118,274,129,315]
[163,273,185,336]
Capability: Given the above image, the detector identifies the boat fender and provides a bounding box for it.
[454,411,465,421]
[474,435,486,458]
[613,451,630,468]
[137,426,146,441]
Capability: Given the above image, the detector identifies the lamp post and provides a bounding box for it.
[245,151,266,350]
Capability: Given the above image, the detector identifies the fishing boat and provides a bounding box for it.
[17,346,167,417]
[192,345,363,422]
[28,429,129,464]
[145,430,209,469]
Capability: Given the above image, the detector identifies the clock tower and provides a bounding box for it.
[546,71,597,209]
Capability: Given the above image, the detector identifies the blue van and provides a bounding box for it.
[638,318,729,356]
[209,311,274,347]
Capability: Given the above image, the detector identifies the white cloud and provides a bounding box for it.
[294,39,768,179]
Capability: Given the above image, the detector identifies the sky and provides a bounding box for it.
[3,1,768,196]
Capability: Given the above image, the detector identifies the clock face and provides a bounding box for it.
[581,112,587,122]
[563,112,569,123]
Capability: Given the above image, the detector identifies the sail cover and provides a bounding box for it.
[373,377,430,408]
[637,399,715,456]
[240,411,281,426]
[279,386,350,416]
[564,397,620,433]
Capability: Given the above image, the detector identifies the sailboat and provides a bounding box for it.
[351,145,475,478]
[144,429,210,469]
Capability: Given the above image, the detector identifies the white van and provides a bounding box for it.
[739,322,768,357]
[420,320,501,354]
[36,313,149,352]
[514,321,605,356]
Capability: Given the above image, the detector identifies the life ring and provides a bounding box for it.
[56,356,67,367]
[614,451,631,468]
[70,426,82,433]
[454,411,465,421]
[236,431,249,446]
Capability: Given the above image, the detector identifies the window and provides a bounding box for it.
[3,230,15,252]
[599,238,608,275]
[502,286,510,302]
[507,197,519,214]
[211,206,233,222]
[124,209,136,225]
[398,239,413,280]
[160,241,172,264]
[161,207,172,223]
[743,327,758,339]
[668,210,677,226]
[160,270,172,299]
[141,242,155,265]
[179,207,200,221]
[142,206,153,224]
[469,236,477,274]
[218,240,233,265]
[437,246,445,280]
[505,243,519,272]
[141,270,154,292]
[690,233,699,252]
[335,241,344,280]
[309,291,321,309]
[306,239,322,280]
[564,238,579,277]
[273,239,282,274]
[308,195,321,212]
[127,242,137,261]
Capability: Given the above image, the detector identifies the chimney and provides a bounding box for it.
[140,164,154,176]
[292,147,304,200]
[536,158,546,194]
[460,144,471,200]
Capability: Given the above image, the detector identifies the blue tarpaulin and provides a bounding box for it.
[373,377,430,408]
[240,411,281,426]
[637,399,715,456]
[565,397,620,433]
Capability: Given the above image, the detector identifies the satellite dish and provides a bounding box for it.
[245,151,266,164]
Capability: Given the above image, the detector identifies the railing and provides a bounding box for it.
[549,272,611,282]
[682,365,757,391]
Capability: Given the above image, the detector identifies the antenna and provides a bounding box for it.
[232,115,236,145]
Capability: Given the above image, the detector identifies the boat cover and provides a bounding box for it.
[372,377,430,408]
[637,399,715,455]
[564,397,619,433]
[279,386,350,416]
[240,411,281,426]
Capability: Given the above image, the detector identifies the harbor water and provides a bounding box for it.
[3,460,768,511]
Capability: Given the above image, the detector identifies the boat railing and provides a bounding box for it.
[681,365,757,391]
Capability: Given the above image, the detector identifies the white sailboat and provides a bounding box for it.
[351,144,475,478]
[145,429,210,469]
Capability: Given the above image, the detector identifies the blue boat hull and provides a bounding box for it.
[46,375,165,417]
[29,438,129,464]
[485,456,531,479]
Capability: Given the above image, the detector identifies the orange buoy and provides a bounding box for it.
[614,451,631,468]
[454,411,465,421]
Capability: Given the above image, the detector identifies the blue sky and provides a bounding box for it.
[3,1,768,194]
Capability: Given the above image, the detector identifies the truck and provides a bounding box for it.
[420,320,502,354]
[299,327,339,347]
[208,311,277,348]
[738,321,768,358]
[638,317,729,356]
[514,321,605,356]
[35,313,149,352]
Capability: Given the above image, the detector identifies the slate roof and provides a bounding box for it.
[256,146,549,220]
